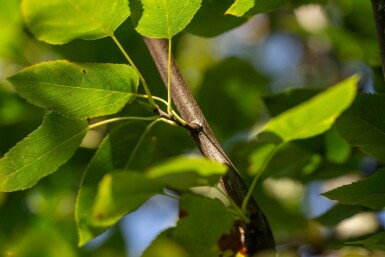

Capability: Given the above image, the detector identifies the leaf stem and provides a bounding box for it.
[88,116,159,130]
[111,34,158,109]
[215,186,250,223]
[241,144,280,214]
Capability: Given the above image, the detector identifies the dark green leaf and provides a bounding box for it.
[259,76,357,143]
[0,112,87,192]
[8,61,139,119]
[323,168,385,209]
[21,0,130,44]
[186,0,246,37]
[134,0,202,38]
[348,232,385,251]
[147,156,227,190]
[263,88,321,117]
[91,172,163,227]
[143,194,235,257]
[196,57,267,139]
[336,94,385,162]
[314,204,366,227]
[75,121,156,246]
[243,0,289,17]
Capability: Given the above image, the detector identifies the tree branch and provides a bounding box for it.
[143,37,275,255]
[371,0,385,80]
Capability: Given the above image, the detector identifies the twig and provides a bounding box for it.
[143,37,275,255]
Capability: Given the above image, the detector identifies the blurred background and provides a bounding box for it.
[1,0,385,256]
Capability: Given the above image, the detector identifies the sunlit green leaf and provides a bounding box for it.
[76,122,156,246]
[348,232,385,251]
[135,0,202,38]
[8,60,139,120]
[336,94,385,162]
[323,168,385,209]
[147,156,227,190]
[91,172,163,227]
[143,194,235,257]
[21,0,130,44]
[225,0,254,17]
[259,75,358,143]
[0,112,87,192]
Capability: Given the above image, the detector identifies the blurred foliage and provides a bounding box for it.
[1,0,385,256]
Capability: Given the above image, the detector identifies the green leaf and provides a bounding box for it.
[186,0,246,37]
[324,127,350,164]
[323,168,385,209]
[246,0,289,16]
[259,75,358,143]
[225,0,254,17]
[8,60,139,120]
[21,0,130,44]
[91,172,163,227]
[336,94,385,162]
[75,122,156,246]
[0,112,87,192]
[348,232,385,251]
[143,194,235,257]
[134,0,202,38]
[314,204,366,227]
[147,156,227,190]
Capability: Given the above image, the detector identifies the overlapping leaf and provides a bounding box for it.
[323,168,385,209]
[142,194,235,257]
[336,94,385,162]
[76,122,156,246]
[0,112,87,192]
[88,156,227,233]
[147,156,227,190]
[91,172,163,227]
[8,61,139,120]
[259,76,357,143]
[135,0,202,38]
[21,0,130,44]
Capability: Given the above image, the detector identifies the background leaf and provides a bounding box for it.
[147,156,227,190]
[21,0,130,44]
[259,76,357,143]
[91,172,163,227]
[134,0,202,38]
[348,232,385,251]
[76,121,156,246]
[8,61,139,120]
[143,194,235,257]
[336,94,385,162]
[186,0,246,37]
[0,112,87,192]
[323,168,385,209]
